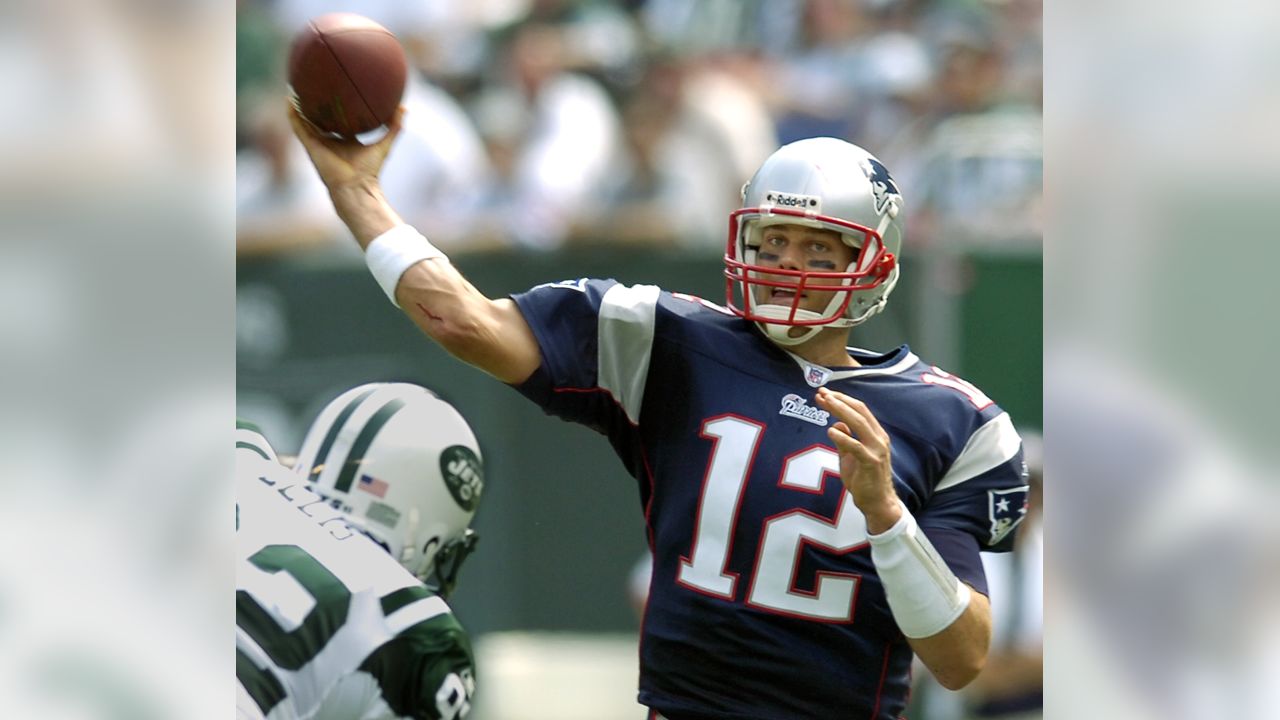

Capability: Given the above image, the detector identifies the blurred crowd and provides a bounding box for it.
[237,0,1041,257]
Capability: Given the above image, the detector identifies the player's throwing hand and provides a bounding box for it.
[816,387,903,533]
[287,102,405,193]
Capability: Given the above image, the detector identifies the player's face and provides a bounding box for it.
[752,224,858,314]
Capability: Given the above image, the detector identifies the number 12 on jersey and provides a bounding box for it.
[677,416,870,623]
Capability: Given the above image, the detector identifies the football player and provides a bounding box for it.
[291,106,1029,720]
[236,383,483,720]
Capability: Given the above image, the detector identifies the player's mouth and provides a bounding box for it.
[768,290,806,305]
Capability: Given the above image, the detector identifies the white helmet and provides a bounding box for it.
[724,137,904,346]
[293,382,483,595]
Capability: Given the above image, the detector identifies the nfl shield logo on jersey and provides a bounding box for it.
[805,364,831,387]
[986,487,1030,545]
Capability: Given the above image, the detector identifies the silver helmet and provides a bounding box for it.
[724,137,904,346]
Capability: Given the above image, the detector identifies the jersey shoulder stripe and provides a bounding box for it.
[387,594,451,635]
[382,585,431,615]
[597,283,661,424]
[934,412,1022,492]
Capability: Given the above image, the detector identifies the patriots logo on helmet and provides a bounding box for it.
[861,157,901,217]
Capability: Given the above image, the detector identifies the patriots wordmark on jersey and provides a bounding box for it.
[235,448,476,720]
[511,280,1028,720]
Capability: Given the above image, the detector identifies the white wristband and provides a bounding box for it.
[869,503,971,638]
[364,224,446,307]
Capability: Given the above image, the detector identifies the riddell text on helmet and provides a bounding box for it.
[765,191,822,212]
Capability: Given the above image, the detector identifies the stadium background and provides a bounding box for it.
[236,1,1042,717]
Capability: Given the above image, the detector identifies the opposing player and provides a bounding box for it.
[291,105,1029,720]
[236,383,484,720]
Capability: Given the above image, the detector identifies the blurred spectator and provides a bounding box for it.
[237,0,285,148]
[880,11,1003,174]
[569,86,720,247]
[235,0,1042,258]
[991,0,1042,107]
[763,0,872,144]
[571,55,776,249]
[525,0,643,82]
[681,56,779,191]
[379,73,493,249]
[237,71,492,256]
[638,0,791,56]
[754,0,938,152]
[468,20,626,250]
[909,107,1043,248]
[236,96,342,257]
[853,1,936,152]
[884,11,1042,249]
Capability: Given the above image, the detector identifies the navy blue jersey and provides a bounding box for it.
[511,279,1028,720]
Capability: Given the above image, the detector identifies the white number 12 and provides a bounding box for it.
[677,415,869,623]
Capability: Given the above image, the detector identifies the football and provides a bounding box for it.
[287,13,407,138]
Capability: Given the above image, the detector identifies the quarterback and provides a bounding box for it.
[291,106,1029,720]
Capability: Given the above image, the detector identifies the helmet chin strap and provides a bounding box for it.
[757,311,826,346]
[751,303,854,346]
[747,252,860,346]
[751,266,899,347]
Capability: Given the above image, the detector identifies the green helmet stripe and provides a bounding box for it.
[305,387,377,483]
[334,398,406,493]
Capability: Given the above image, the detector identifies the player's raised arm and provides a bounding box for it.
[288,104,542,385]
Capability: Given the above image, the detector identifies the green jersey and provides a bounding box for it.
[236,448,476,720]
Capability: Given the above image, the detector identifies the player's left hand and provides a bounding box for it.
[816,387,902,533]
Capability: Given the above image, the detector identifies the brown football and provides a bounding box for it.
[287,13,407,138]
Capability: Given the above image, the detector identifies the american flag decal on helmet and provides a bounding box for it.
[358,474,389,498]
